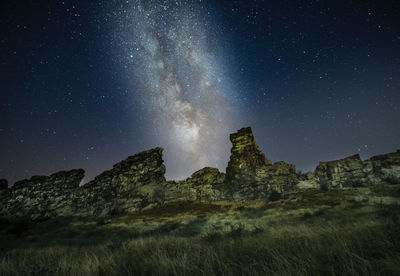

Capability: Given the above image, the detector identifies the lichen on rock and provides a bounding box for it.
[74,147,166,217]
[225,127,297,200]
[314,150,400,188]
[3,169,84,219]
[164,167,225,202]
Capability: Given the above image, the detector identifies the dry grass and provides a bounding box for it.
[1,183,400,275]
[1,218,399,275]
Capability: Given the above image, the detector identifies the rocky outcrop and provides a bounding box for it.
[226,127,271,184]
[315,154,370,188]
[2,169,84,219]
[255,161,297,193]
[368,150,400,180]
[296,172,319,189]
[164,167,225,202]
[314,150,400,188]
[0,127,399,219]
[74,147,166,217]
[0,148,166,219]
[225,127,297,199]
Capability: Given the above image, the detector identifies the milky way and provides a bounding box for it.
[114,1,240,179]
[3,0,399,185]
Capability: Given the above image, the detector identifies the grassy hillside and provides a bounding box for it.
[1,182,400,275]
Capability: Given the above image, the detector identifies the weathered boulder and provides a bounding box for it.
[368,150,400,181]
[74,147,166,216]
[296,172,319,189]
[4,169,84,219]
[164,167,225,202]
[256,161,297,193]
[314,150,400,188]
[225,127,297,199]
[315,154,368,188]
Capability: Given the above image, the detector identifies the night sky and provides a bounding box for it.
[1,0,399,185]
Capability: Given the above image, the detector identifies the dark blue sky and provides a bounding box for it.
[1,0,399,184]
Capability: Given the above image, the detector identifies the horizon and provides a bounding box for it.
[3,125,399,186]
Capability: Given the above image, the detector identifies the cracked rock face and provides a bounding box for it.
[368,150,400,180]
[164,167,226,202]
[225,127,297,200]
[315,154,368,188]
[2,169,85,219]
[314,150,400,188]
[0,148,167,219]
[74,147,167,217]
[226,127,271,186]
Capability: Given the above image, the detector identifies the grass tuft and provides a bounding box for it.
[1,183,400,275]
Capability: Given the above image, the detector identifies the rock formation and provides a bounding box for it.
[315,150,400,188]
[0,149,166,219]
[1,169,84,219]
[226,127,271,185]
[0,127,399,219]
[74,147,166,217]
[225,127,297,199]
[296,172,319,189]
[368,150,400,179]
[315,154,370,188]
[164,167,225,202]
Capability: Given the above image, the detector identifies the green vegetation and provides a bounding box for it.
[1,183,400,275]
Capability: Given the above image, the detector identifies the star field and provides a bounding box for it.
[111,1,241,179]
[1,0,399,184]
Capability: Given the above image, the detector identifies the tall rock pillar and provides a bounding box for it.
[225,127,297,200]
